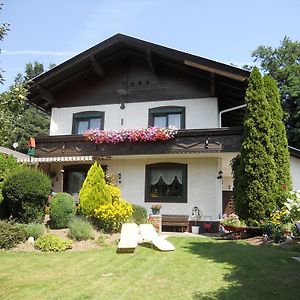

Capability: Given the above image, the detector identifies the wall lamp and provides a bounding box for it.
[217,170,223,180]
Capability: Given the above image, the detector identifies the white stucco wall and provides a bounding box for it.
[107,157,222,220]
[50,98,218,135]
[290,156,300,191]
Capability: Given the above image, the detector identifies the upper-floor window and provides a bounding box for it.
[72,111,105,134]
[148,106,185,129]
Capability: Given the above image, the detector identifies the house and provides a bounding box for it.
[23,34,300,232]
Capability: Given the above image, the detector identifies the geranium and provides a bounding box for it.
[83,126,178,144]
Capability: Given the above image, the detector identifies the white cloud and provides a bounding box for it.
[1,50,77,56]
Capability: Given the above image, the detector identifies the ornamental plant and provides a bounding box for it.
[83,126,178,144]
[220,213,246,228]
[49,193,76,229]
[35,234,72,252]
[151,204,162,210]
[232,67,277,224]
[79,163,112,216]
[284,191,300,222]
[3,168,51,223]
[94,199,133,232]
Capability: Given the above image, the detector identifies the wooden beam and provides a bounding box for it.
[184,60,248,82]
[146,49,156,73]
[38,85,55,104]
[210,73,216,96]
[89,55,104,78]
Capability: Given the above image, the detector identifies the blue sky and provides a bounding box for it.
[1,0,300,91]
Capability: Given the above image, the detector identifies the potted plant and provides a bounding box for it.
[151,204,162,215]
[220,213,246,231]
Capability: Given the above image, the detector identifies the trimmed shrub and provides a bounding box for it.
[25,222,44,239]
[3,168,51,223]
[35,234,72,252]
[68,217,94,241]
[94,199,133,232]
[130,204,148,224]
[79,163,112,216]
[0,220,27,249]
[49,193,76,229]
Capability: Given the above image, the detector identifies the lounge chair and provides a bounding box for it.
[139,224,175,251]
[117,223,139,253]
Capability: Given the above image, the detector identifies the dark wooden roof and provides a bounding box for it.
[28,33,250,126]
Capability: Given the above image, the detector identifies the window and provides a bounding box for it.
[148,106,185,129]
[145,163,187,203]
[72,111,105,134]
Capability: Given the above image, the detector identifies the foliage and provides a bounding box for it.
[0,220,26,249]
[0,84,27,147]
[35,234,72,252]
[2,167,51,223]
[0,154,21,205]
[232,67,277,224]
[68,217,94,241]
[220,213,246,228]
[84,126,178,144]
[94,199,133,232]
[79,162,112,216]
[264,75,291,206]
[49,192,76,229]
[252,37,300,147]
[284,191,300,222]
[25,222,44,239]
[10,107,50,153]
[130,204,148,224]
[106,183,121,202]
[95,232,109,247]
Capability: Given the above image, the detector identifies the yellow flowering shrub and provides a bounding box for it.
[270,209,287,225]
[105,184,121,202]
[94,199,133,232]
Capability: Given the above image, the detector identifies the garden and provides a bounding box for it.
[0,156,149,252]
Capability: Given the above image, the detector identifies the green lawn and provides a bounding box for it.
[0,237,299,300]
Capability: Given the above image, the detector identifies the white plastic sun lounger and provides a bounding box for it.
[117,223,139,253]
[139,224,175,252]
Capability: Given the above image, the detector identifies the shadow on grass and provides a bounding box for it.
[183,239,300,300]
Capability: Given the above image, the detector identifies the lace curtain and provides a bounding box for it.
[150,168,182,185]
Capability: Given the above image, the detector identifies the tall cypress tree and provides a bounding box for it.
[234,67,277,224]
[264,75,291,206]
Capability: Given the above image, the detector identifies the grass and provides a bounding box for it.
[0,237,299,299]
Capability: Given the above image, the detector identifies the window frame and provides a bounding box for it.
[72,111,105,134]
[148,106,186,129]
[145,162,188,203]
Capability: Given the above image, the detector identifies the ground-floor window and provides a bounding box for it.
[145,163,187,203]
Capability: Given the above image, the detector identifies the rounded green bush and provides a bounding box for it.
[3,168,51,223]
[35,234,72,252]
[68,217,94,241]
[50,193,76,229]
[130,204,148,224]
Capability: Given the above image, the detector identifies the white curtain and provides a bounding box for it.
[150,169,182,185]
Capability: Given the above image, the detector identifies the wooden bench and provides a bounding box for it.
[162,215,189,232]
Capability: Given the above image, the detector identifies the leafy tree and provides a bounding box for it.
[252,37,300,147]
[233,67,277,224]
[79,162,112,216]
[0,84,27,147]
[264,75,292,206]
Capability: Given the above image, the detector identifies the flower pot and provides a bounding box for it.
[151,209,160,215]
[191,226,199,234]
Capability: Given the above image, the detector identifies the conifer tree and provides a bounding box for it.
[79,162,112,216]
[264,75,292,206]
[234,67,277,224]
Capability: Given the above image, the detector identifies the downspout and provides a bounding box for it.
[218,104,247,127]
